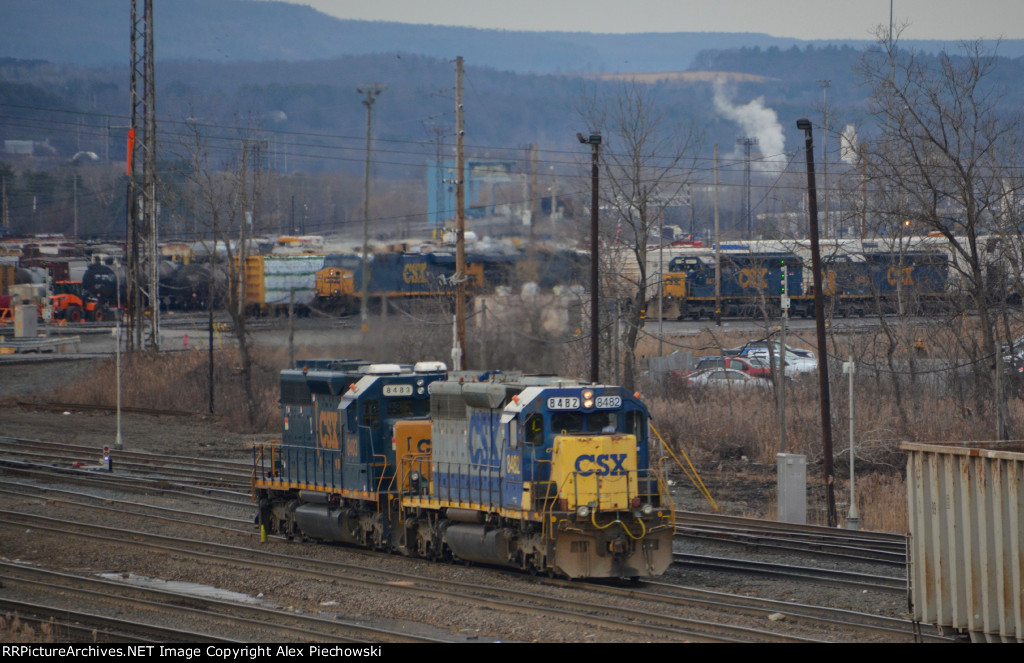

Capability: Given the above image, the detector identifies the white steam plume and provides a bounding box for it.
[712,78,787,174]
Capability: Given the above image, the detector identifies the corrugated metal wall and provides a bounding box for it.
[903,442,1024,642]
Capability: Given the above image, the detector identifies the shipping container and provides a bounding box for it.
[903,441,1024,642]
[243,254,325,310]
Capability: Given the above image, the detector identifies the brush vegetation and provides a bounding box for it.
[33,313,1019,536]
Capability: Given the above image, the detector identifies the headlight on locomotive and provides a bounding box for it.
[576,505,591,520]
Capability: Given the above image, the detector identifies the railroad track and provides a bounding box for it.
[0,596,228,643]
[0,438,938,642]
[15,400,206,418]
[674,510,908,566]
[576,578,952,643]
[1,562,439,643]
[0,478,253,532]
[0,436,252,493]
[0,510,824,643]
[671,551,906,593]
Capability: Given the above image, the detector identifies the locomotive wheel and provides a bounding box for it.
[65,306,83,323]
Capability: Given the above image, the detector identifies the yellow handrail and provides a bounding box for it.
[649,422,718,511]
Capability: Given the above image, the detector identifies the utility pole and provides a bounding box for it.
[714,144,721,326]
[844,355,859,529]
[358,83,384,337]
[578,131,602,384]
[778,259,789,454]
[237,139,249,319]
[818,80,831,236]
[453,56,467,371]
[127,0,159,351]
[528,143,538,270]
[1,176,8,229]
[797,118,837,528]
[737,137,758,238]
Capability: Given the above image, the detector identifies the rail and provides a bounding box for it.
[0,335,81,354]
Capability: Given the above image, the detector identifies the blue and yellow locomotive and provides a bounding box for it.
[652,247,951,320]
[252,363,675,579]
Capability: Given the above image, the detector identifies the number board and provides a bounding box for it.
[547,397,580,410]
[382,384,414,397]
[594,395,622,409]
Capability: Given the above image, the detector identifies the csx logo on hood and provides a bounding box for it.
[574,453,628,476]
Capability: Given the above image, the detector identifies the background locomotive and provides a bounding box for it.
[647,241,955,321]
[252,361,674,579]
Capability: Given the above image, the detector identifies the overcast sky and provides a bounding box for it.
[280,0,1024,41]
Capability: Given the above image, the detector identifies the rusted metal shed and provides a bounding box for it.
[903,441,1023,642]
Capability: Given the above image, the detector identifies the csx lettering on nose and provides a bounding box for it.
[574,453,628,476]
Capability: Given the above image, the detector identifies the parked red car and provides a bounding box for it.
[674,355,772,380]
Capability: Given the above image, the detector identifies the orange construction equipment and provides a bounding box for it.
[50,281,108,322]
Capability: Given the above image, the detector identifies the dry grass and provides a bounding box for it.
[39,316,1013,534]
[837,473,908,533]
[641,332,1024,533]
[41,348,282,432]
[1,612,61,643]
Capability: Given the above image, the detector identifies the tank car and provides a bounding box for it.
[252,362,674,579]
[82,262,126,308]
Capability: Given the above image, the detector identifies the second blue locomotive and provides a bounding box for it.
[653,246,949,320]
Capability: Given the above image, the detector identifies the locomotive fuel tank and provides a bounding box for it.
[444,525,515,567]
[292,503,365,546]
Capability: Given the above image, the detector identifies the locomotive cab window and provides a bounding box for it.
[625,411,645,438]
[551,412,583,433]
[591,411,617,433]
[386,398,416,419]
[362,400,380,430]
[524,414,544,446]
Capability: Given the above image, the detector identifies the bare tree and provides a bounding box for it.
[170,117,265,430]
[578,82,701,389]
[855,31,1024,417]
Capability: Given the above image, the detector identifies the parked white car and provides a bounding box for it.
[686,368,771,389]
[730,339,816,360]
[740,347,817,376]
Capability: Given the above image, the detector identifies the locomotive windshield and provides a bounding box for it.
[386,398,416,419]
[550,411,619,434]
